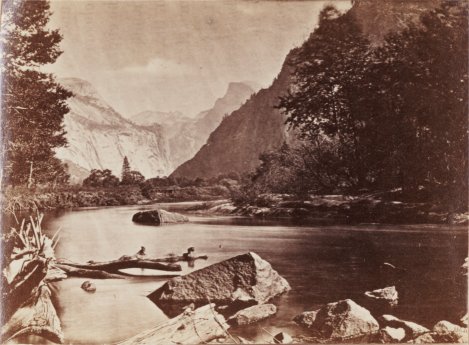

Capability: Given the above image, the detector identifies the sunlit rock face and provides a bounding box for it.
[56,78,173,180]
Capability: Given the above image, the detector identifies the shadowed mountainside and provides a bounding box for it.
[171,0,441,179]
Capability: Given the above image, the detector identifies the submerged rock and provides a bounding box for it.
[132,209,189,225]
[148,252,290,317]
[379,314,429,340]
[364,286,398,306]
[296,299,379,340]
[273,332,293,344]
[228,304,277,325]
[432,320,468,343]
[378,326,406,343]
[81,280,96,293]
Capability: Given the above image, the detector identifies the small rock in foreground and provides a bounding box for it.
[296,299,379,340]
[432,320,468,343]
[132,209,189,225]
[228,304,277,326]
[273,332,293,344]
[378,326,405,343]
[412,333,435,344]
[81,280,96,292]
[379,314,429,340]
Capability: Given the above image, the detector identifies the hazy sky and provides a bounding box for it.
[46,0,351,117]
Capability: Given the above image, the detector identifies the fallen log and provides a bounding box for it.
[56,257,183,273]
[55,253,208,277]
[118,304,230,345]
[54,264,125,279]
[1,284,64,344]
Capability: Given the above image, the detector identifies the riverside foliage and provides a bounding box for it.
[245,2,467,211]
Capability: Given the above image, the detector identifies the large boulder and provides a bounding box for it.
[432,320,468,343]
[148,252,290,317]
[132,209,189,225]
[295,299,379,340]
[378,314,429,340]
[228,304,277,326]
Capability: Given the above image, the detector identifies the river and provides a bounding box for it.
[17,203,468,344]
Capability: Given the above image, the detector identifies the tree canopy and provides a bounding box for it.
[1,0,71,186]
[273,1,468,210]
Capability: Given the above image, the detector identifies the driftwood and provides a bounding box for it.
[55,254,208,278]
[53,263,125,279]
[118,304,230,345]
[1,284,64,344]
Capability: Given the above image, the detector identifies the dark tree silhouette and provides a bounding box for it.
[1,0,72,186]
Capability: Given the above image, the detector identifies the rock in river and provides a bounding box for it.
[228,304,277,326]
[148,252,290,317]
[295,299,379,340]
[364,286,398,307]
[273,332,293,344]
[81,280,96,293]
[132,209,189,225]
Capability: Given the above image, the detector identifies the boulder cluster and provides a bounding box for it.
[144,254,468,344]
[293,257,468,344]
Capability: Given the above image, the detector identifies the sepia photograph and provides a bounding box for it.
[0,0,467,344]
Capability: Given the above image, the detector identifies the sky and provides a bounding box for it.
[46,0,351,118]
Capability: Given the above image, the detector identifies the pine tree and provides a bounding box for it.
[121,156,131,184]
[1,0,72,186]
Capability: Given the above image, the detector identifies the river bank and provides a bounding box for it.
[187,195,469,225]
[1,185,229,212]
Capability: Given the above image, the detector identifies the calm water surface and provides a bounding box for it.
[30,203,468,344]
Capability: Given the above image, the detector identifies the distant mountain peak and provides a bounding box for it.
[60,77,101,99]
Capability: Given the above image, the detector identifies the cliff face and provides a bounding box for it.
[171,0,441,179]
[56,78,172,180]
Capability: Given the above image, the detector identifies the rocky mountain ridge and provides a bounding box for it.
[56,78,173,181]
